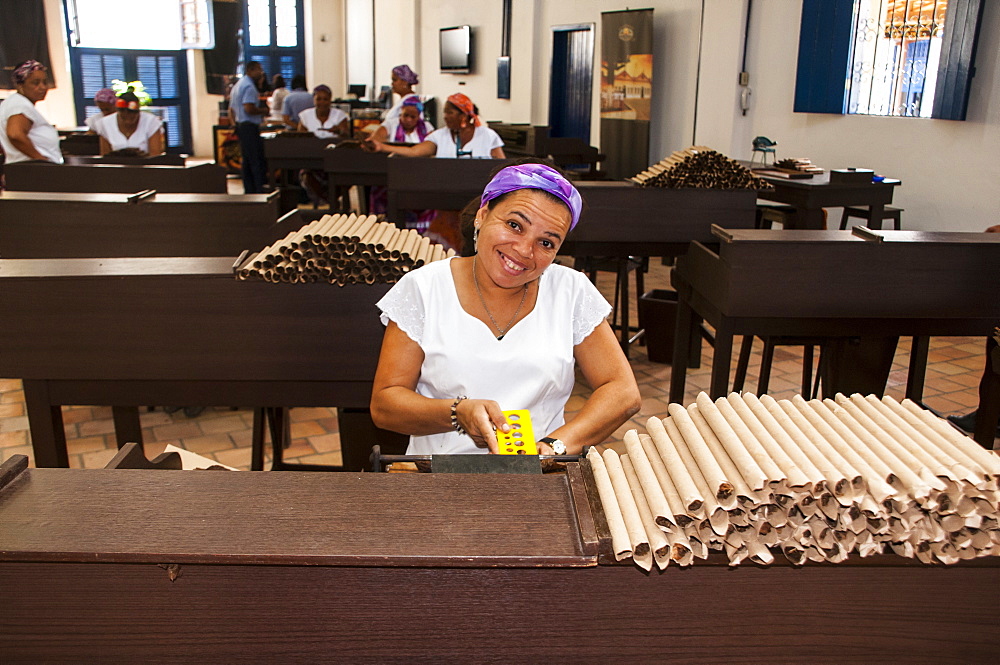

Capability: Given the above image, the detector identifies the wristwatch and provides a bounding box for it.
[539,436,567,455]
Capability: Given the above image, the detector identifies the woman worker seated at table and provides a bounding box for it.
[371,163,641,455]
[85,88,117,133]
[296,84,349,206]
[97,90,164,156]
[295,85,349,139]
[369,97,433,144]
[0,60,63,164]
[365,93,505,159]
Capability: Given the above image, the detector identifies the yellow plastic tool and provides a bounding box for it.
[497,409,538,455]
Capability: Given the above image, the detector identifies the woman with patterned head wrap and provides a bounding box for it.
[86,88,118,134]
[0,60,63,164]
[370,96,434,145]
[365,92,504,159]
[383,64,428,123]
[97,89,165,156]
[371,161,640,456]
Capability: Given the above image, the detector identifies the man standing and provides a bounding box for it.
[229,61,269,193]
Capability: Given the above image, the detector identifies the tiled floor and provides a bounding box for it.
[0,259,994,470]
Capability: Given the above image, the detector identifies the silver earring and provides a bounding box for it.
[473,227,479,252]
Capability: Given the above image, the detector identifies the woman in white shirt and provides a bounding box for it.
[371,163,640,455]
[383,64,429,123]
[370,97,433,145]
[268,74,289,121]
[296,85,349,139]
[85,88,117,133]
[0,60,63,164]
[98,91,165,156]
[365,93,504,159]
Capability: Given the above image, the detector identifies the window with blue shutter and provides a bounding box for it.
[795,0,985,120]
[243,0,305,87]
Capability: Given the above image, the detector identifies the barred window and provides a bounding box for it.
[847,0,947,117]
[795,0,985,121]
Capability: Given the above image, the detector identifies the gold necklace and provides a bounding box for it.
[472,255,528,341]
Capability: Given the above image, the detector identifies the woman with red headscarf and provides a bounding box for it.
[0,60,63,164]
[365,93,504,159]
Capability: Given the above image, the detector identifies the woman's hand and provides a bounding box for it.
[362,137,383,153]
[455,398,509,453]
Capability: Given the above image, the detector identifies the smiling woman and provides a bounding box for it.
[370,163,641,457]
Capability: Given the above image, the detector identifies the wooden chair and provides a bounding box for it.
[840,205,903,230]
[756,201,797,229]
[733,336,825,399]
[545,137,607,180]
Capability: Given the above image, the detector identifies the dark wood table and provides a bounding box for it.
[323,143,389,187]
[0,257,398,470]
[755,169,901,230]
[668,228,1000,402]
[262,133,340,171]
[0,458,995,663]
[0,190,281,258]
[65,154,186,166]
[561,182,757,353]
[386,157,513,222]
[2,161,227,194]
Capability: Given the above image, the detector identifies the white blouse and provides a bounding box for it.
[0,92,63,164]
[379,117,434,144]
[377,257,611,455]
[298,107,348,139]
[98,112,163,152]
[424,126,504,159]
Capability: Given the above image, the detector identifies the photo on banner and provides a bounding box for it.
[600,8,653,180]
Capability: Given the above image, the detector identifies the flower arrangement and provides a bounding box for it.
[110,79,152,106]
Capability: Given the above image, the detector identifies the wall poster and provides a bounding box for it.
[600,8,653,180]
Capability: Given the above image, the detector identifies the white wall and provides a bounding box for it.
[23,0,1000,231]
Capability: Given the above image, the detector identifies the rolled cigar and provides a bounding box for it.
[795,396,894,500]
[646,417,704,512]
[310,214,339,241]
[372,224,397,252]
[322,214,355,244]
[662,416,723,520]
[862,396,979,484]
[385,227,410,256]
[838,394,949,485]
[666,404,736,508]
[621,454,670,569]
[898,398,1000,478]
[638,434,688,527]
[602,450,651,563]
[782,396,866,499]
[623,430,674,528]
[831,396,945,493]
[338,213,363,239]
[694,393,768,491]
[687,404,762,505]
[413,236,433,266]
[446,248,458,258]
[348,214,377,243]
[805,399,902,496]
[756,395,850,497]
[399,229,421,259]
[728,394,814,490]
[713,396,786,485]
[587,448,632,560]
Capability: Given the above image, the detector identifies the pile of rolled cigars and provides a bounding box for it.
[629,145,771,191]
[238,213,455,285]
[588,392,1000,572]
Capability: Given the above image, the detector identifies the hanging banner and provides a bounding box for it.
[600,8,653,180]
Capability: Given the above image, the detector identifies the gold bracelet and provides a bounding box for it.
[450,395,468,436]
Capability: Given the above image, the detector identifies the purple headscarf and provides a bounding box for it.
[395,96,429,143]
[313,84,332,96]
[481,164,583,230]
[94,88,116,104]
[392,64,419,86]
[12,60,46,87]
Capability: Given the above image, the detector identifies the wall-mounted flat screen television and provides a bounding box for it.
[440,25,473,74]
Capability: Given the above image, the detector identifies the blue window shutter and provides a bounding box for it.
[932,0,984,121]
[794,0,854,114]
